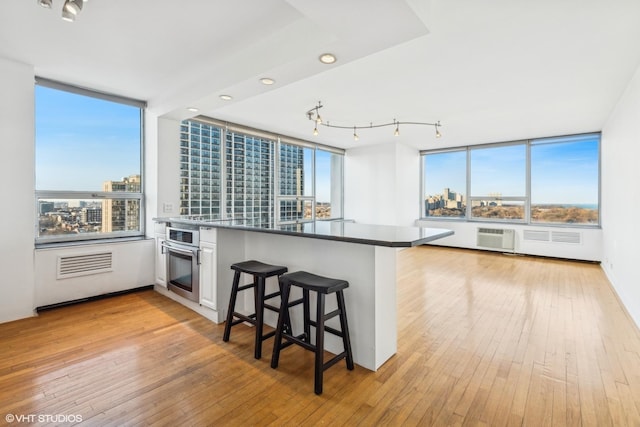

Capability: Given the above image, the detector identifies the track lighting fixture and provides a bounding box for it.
[306,101,442,140]
[38,0,87,22]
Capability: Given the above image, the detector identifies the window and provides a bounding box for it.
[530,134,599,225]
[278,142,313,223]
[421,133,600,227]
[35,79,145,243]
[179,121,223,217]
[225,131,275,223]
[422,150,467,218]
[469,143,527,221]
[179,119,345,225]
[315,149,344,220]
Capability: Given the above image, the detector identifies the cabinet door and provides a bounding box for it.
[199,242,217,310]
[155,235,167,287]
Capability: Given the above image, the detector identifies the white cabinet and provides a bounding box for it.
[154,223,167,287]
[199,227,217,310]
[155,236,167,287]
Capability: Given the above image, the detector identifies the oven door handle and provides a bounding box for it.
[161,242,200,264]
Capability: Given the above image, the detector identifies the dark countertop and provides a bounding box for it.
[154,217,454,247]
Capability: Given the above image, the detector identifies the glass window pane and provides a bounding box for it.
[470,199,525,221]
[279,199,313,223]
[531,134,599,225]
[315,150,343,219]
[470,144,526,197]
[279,143,313,197]
[423,150,466,218]
[37,197,141,240]
[36,86,141,192]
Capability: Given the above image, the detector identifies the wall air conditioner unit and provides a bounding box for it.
[477,228,515,250]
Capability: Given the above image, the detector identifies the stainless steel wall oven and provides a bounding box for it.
[162,226,200,302]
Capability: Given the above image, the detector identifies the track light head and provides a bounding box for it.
[63,0,83,15]
[61,8,75,21]
[38,0,52,9]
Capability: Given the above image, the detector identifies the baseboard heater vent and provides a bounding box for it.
[551,231,581,244]
[477,228,515,250]
[523,230,581,244]
[57,252,113,279]
[523,230,550,242]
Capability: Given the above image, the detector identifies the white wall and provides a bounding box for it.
[145,115,181,231]
[345,142,420,226]
[601,62,640,328]
[35,240,155,307]
[0,57,36,323]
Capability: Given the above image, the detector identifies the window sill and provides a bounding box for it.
[35,235,149,250]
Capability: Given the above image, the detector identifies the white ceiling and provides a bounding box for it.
[2,0,640,150]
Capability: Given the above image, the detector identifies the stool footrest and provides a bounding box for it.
[237,283,255,292]
[306,320,344,338]
[282,334,316,352]
[231,312,257,324]
[323,352,348,371]
[264,291,281,300]
[263,303,281,313]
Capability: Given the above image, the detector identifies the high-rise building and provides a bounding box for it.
[279,143,306,222]
[102,175,141,232]
[180,120,306,226]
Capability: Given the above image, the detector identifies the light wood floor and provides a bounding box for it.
[1,246,640,426]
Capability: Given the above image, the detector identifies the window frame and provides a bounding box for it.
[35,78,146,244]
[420,133,601,228]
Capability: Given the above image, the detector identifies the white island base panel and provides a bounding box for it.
[230,229,398,372]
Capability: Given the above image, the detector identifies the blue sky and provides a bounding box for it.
[35,86,141,191]
[424,134,599,205]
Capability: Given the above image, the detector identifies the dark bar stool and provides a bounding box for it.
[222,260,288,359]
[271,271,354,395]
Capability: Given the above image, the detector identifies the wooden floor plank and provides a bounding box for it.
[1,246,640,426]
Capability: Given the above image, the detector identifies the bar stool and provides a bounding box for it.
[271,271,354,395]
[222,260,288,359]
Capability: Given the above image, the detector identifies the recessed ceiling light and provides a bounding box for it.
[219,95,233,101]
[186,107,199,112]
[260,77,275,85]
[319,53,337,64]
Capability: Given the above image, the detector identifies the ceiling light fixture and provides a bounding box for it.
[260,77,275,85]
[319,53,337,64]
[187,107,199,112]
[306,101,442,140]
[39,0,87,21]
[219,94,233,101]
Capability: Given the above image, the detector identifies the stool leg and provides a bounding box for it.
[336,290,354,370]
[303,289,311,343]
[223,270,242,342]
[278,276,292,334]
[271,282,291,369]
[314,293,326,395]
[254,276,265,359]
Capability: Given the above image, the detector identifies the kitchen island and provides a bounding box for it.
[154,217,453,371]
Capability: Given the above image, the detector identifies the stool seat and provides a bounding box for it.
[223,260,289,359]
[271,270,354,395]
[279,271,348,294]
[231,260,288,277]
